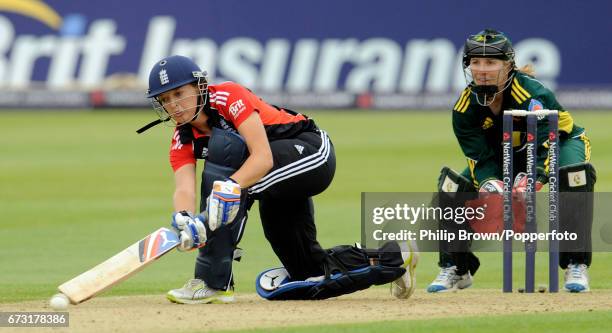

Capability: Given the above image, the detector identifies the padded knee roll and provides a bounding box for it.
[255,242,406,300]
[195,127,250,289]
[435,167,477,252]
[559,162,596,192]
[558,163,596,267]
[200,127,249,210]
[435,167,479,273]
[437,166,477,194]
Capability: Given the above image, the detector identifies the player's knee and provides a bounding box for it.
[207,127,248,168]
[255,242,406,300]
[559,162,596,192]
[201,128,250,211]
[435,167,477,211]
[437,166,476,193]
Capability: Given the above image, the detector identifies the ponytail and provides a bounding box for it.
[517,64,536,77]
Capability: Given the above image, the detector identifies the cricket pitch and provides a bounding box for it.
[2,288,612,332]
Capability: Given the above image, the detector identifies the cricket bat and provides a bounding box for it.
[58,227,180,304]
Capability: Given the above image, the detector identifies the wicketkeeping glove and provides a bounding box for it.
[207,179,241,231]
[171,210,207,251]
[479,179,504,193]
[509,173,543,233]
[512,172,544,198]
[467,179,504,233]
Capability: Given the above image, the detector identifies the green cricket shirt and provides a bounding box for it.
[452,71,583,188]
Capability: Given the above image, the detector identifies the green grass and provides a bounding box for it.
[221,310,612,333]
[1,110,611,305]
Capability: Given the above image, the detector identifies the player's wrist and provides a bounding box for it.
[228,177,240,186]
[175,210,194,217]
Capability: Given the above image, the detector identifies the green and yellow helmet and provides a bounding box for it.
[462,29,516,106]
[462,29,515,67]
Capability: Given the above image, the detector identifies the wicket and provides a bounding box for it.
[502,109,560,293]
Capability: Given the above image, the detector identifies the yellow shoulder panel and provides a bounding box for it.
[559,111,574,134]
[453,88,471,113]
[511,78,531,104]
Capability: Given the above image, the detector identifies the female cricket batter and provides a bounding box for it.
[427,29,595,293]
[139,55,418,303]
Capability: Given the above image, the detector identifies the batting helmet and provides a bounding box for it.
[146,55,207,98]
[138,56,209,132]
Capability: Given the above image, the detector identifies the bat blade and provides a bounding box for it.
[58,227,179,304]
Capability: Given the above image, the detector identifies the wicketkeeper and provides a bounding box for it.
[138,55,418,303]
[428,29,595,293]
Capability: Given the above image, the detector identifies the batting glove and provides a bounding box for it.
[207,179,241,231]
[171,211,207,251]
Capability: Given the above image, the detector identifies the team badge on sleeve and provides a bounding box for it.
[229,99,246,118]
[528,99,544,111]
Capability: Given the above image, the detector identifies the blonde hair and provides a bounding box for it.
[517,64,536,77]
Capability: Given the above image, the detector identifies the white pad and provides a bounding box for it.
[258,268,291,291]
